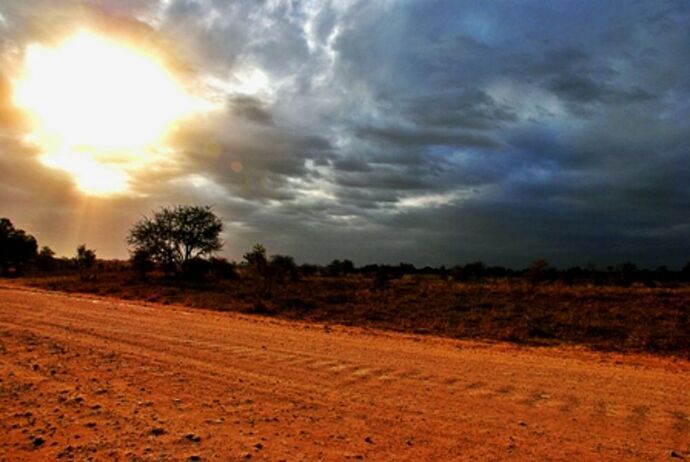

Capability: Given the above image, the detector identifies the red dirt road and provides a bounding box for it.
[1,284,689,461]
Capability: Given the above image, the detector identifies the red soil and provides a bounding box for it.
[1,283,689,461]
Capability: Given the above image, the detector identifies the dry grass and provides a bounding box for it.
[24,271,690,357]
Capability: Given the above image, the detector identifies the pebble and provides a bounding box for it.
[184,433,202,443]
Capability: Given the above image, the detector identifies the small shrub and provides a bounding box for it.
[210,257,239,280]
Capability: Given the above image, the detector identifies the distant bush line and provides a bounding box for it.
[3,211,689,288]
[7,251,690,290]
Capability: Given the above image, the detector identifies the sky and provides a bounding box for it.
[0,0,689,268]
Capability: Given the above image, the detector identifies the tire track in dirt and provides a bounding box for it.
[3,292,688,418]
[1,284,689,461]
[1,309,686,433]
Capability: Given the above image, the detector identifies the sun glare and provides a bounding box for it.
[13,30,208,195]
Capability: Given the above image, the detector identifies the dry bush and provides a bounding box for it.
[23,270,690,358]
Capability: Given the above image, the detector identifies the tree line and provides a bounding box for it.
[0,217,99,278]
[2,206,690,288]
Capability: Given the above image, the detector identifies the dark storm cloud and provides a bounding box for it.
[334,168,431,192]
[400,90,518,130]
[1,0,689,267]
[547,75,654,105]
[355,126,502,149]
[228,96,274,126]
[332,156,371,173]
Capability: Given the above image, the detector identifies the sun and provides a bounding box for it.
[12,30,207,195]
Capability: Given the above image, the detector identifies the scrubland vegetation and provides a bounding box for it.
[2,210,690,357]
[19,262,690,358]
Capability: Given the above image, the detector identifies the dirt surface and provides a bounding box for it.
[1,283,689,461]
